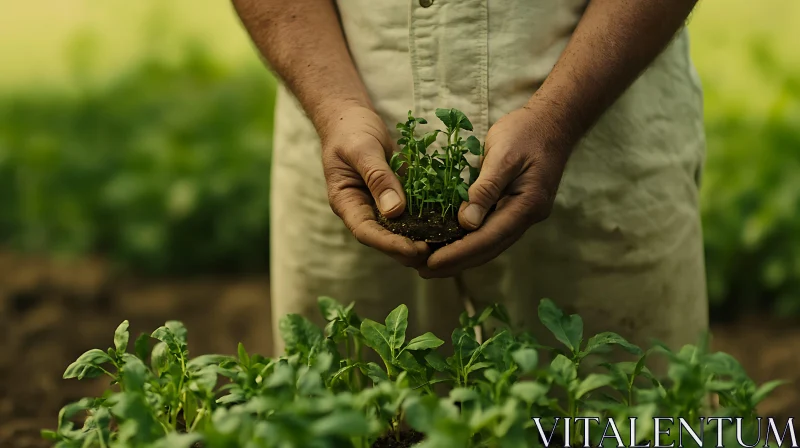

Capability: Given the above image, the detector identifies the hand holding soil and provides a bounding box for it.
[419,106,570,278]
[320,105,430,268]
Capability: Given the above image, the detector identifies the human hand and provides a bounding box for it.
[418,105,571,278]
[319,104,430,268]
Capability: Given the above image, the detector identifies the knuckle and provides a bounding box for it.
[522,189,554,223]
[362,166,388,193]
[470,178,503,205]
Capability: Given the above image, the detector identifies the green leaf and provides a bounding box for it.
[390,152,404,172]
[465,136,481,155]
[423,131,439,149]
[134,333,150,362]
[114,320,130,354]
[151,433,203,448]
[582,332,642,357]
[435,108,454,128]
[510,382,548,403]
[385,304,409,351]
[360,319,393,364]
[63,349,113,380]
[453,109,472,131]
[151,342,170,373]
[424,351,450,372]
[361,362,389,383]
[451,328,480,370]
[55,398,94,433]
[406,332,445,351]
[166,321,188,345]
[468,166,480,185]
[751,380,787,406]
[574,373,614,399]
[121,357,148,392]
[395,350,426,373]
[538,299,583,353]
[40,429,58,441]
[466,361,493,374]
[279,314,323,356]
[311,411,371,437]
[237,342,250,368]
[511,348,538,374]
[456,183,469,202]
[317,296,343,321]
[450,388,480,403]
[549,354,577,385]
[187,354,233,371]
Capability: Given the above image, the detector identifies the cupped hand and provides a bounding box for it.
[320,105,430,268]
[418,105,571,278]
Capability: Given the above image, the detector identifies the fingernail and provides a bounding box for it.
[379,190,401,213]
[463,204,486,227]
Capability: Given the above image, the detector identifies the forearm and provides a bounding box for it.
[231,0,372,137]
[528,0,699,149]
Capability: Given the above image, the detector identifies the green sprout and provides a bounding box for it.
[390,108,484,218]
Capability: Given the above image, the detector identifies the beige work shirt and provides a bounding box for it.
[269,0,708,359]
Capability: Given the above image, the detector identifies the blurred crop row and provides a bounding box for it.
[0,1,798,317]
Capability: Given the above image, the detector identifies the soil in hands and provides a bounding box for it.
[371,430,425,448]
[376,204,468,246]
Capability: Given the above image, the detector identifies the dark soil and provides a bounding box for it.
[371,430,424,448]
[376,204,468,247]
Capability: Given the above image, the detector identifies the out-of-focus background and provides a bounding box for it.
[1,0,798,446]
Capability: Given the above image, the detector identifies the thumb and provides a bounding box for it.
[350,147,407,218]
[459,159,515,230]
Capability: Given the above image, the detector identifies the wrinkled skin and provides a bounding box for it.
[321,104,570,278]
[320,105,430,268]
[420,106,571,278]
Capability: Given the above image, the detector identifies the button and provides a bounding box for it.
[419,0,433,7]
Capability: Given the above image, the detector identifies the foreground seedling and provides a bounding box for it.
[44,297,785,448]
[376,108,484,248]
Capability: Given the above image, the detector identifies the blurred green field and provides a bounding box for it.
[0,1,798,314]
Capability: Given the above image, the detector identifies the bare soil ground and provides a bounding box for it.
[0,251,797,447]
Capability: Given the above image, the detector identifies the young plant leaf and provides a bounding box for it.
[134,333,150,362]
[279,314,323,356]
[456,183,469,202]
[405,332,445,351]
[360,319,393,363]
[435,108,454,128]
[465,135,481,155]
[511,348,538,374]
[361,362,389,383]
[385,304,409,350]
[538,299,583,353]
[751,379,788,406]
[114,320,130,354]
[582,332,643,357]
[510,382,548,403]
[549,354,577,385]
[63,349,114,380]
[574,373,614,399]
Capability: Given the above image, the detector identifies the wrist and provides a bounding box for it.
[519,97,580,161]
[311,96,374,142]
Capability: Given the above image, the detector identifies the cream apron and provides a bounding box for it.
[269,0,708,362]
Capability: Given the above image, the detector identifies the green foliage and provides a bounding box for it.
[1,36,799,318]
[391,109,483,217]
[46,296,782,447]
[700,42,800,316]
[0,47,275,275]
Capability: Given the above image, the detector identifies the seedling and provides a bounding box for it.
[44,297,783,448]
[377,108,484,246]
